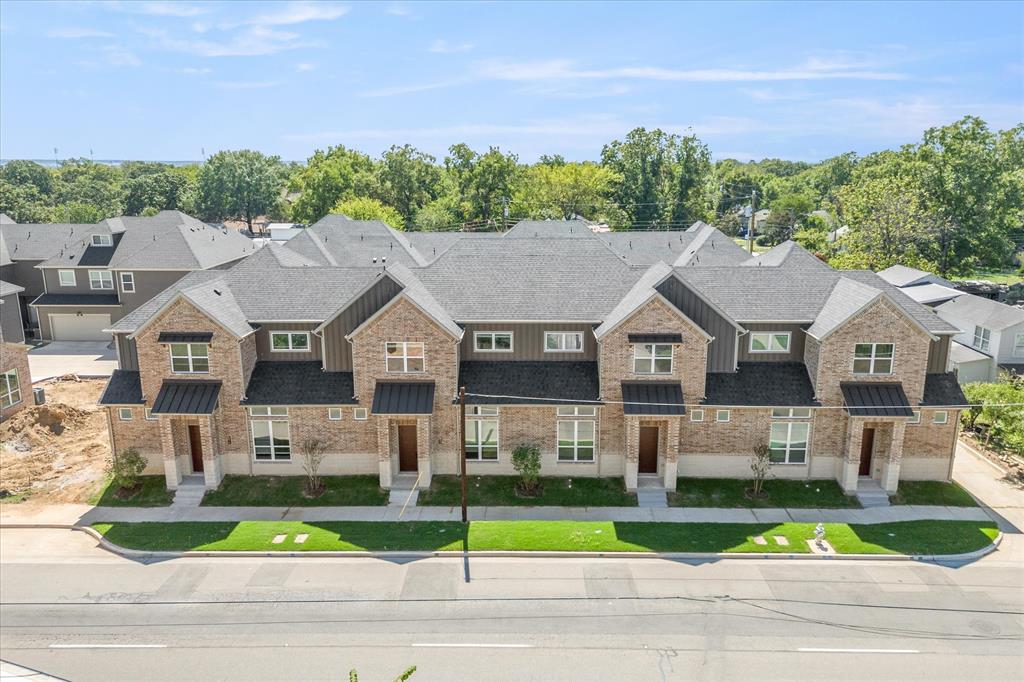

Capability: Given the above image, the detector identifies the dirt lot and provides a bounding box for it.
[0,377,111,504]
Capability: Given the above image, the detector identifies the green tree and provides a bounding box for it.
[601,127,674,228]
[514,162,620,220]
[667,134,714,225]
[0,160,55,197]
[54,158,124,218]
[378,145,442,227]
[761,193,815,245]
[124,169,195,215]
[196,150,284,231]
[332,196,405,229]
[444,144,519,227]
[0,180,53,222]
[413,196,459,231]
[290,145,378,224]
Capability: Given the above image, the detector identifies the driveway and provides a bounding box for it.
[953,440,1024,562]
[27,341,117,382]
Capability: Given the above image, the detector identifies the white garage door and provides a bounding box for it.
[50,313,112,341]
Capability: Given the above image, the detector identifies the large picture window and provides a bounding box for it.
[385,342,425,372]
[633,343,672,374]
[769,422,809,464]
[1,369,22,409]
[465,406,499,460]
[853,343,893,375]
[170,343,209,373]
[556,406,596,462]
[544,331,584,352]
[749,332,791,353]
[250,407,290,461]
[474,332,513,353]
[271,331,310,352]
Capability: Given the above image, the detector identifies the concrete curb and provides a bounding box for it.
[3,524,1001,564]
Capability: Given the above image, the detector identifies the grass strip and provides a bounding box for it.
[91,476,174,507]
[668,478,859,508]
[417,475,637,507]
[889,481,979,507]
[201,475,388,507]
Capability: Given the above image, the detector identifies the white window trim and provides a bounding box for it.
[633,343,673,375]
[1,369,22,409]
[972,326,991,352]
[544,331,585,353]
[473,331,514,353]
[853,342,895,376]
[145,408,157,421]
[58,269,76,287]
[690,409,704,422]
[248,406,288,417]
[908,410,921,425]
[932,410,949,425]
[556,405,597,417]
[169,343,210,374]
[771,407,812,419]
[768,422,810,464]
[88,270,114,290]
[749,331,792,353]
[716,409,731,423]
[250,416,291,462]
[385,341,426,373]
[354,407,368,420]
[1014,333,1024,358]
[91,234,112,246]
[118,407,133,421]
[556,419,597,462]
[327,407,343,421]
[119,272,135,293]
[270,331,312,353]
[464,414,499,461]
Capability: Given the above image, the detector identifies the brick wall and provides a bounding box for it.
[108,407,164,473]
[903,409,960,459]
[1,342,31,421]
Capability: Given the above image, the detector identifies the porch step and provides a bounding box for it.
[171,478,206,508]
[636,475,664,489]
[388,488,419,508]
[855,480,890,508]
[391,473,419,490]
[637,489,668,508]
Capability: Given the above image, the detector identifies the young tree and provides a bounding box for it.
[197,150,284,231]
[332,196,405,229]
[511,443,542,496]
[749,443,772,498]
[108,448,146,493]
[300,438,327,497]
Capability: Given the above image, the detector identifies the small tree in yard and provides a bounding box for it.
[108,448,146,495]
[749,442,772,499]
[512,442,542,497]
[300,438,327,497]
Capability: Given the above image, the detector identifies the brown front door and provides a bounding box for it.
[188,424,204,473]
[638,426,658,474]
[859,427,875,476]
[398,424,418,472]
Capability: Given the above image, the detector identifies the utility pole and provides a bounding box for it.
[747,189,757,255]
[458,386,468,523]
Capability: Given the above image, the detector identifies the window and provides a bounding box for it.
[771,408,812,419]
[271,331,310,352]
[556,405,597,417]
[89,270,113,290]
[633,343,673,374]
[354,407,368,420]
[544,331,584,353]
[557,416,595,462]
[170,343,209,373]
[749,332,791,353]
[474,332,513,353]
[716,409,731,423]
[853,343,894,375]
[118,408,133,421]
[465,407,498,461]
[972,326,991,352]
[769,422,809,464]
[327,407,343,421]
[385,342,425,373]
[908,410,921,425]
[251,407,290,461]
[58,270,76,287]
[1015,334,1024,358]
[145,408,157,420]
[1,369,22,409]
[690,409,704,422]
[933,411,948,425]
[120,272,135,293]
[91,234,112,247]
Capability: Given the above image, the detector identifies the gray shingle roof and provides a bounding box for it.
[921,373,968,407]
[703,363,817,406]
[383,263,462,338]
[0,280,24,297]
[876,264,935,287]
[242,362,357,405]
[806,277,882,339]
[32,293,120,306]
[459,361,600,405]
[105,211,258,270]
[504,219,592,239]
[285,216,427,268]
[936,293,1024,331]
[594,262,674,337]
[98,370,144,405]
[4,223,105,261]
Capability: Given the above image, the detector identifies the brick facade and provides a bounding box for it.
[1,342,32,421]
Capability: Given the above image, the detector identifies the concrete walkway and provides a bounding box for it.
[952,440,1023,562]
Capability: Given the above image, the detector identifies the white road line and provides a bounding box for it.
[49,644,167,649]
[411,643,533,649]
[797,648,919,654]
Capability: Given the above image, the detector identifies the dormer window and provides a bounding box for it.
[91,234,112,247]
[170,343,210,373]
[271,332,310,352]
[749,331,791,353]
[633,343,673,374]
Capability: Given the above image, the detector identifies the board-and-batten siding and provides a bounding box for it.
[927,334,952,374]
[655,276,737,372]
[255,323,322,361]
[115,333,139,371]
[459,323,597,361]
[321,276,403,371]
[736,323,807,362]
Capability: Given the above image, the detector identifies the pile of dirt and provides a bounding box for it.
[3,404,91,443]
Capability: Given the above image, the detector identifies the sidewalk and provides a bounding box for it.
[0,501,992,527]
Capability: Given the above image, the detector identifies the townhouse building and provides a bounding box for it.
[1,278,32,420]
[98,218,967,496]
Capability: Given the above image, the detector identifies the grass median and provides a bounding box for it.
[90,519,998,556]
[417,475,637,507]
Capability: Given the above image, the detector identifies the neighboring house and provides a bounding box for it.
[1,279,31,421]
[16,211,258,341]
[98,219,965,497]
[876,264,956,290]
[935,293,1024,381]
[268,224,303,242]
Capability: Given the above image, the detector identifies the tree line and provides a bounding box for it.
[1,116,1020,277]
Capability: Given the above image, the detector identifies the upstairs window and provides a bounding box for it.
[91,234,112,247]
[170,343,209,373]
[89,270,114,290]
[1015,333,1024,358]
[474,332,513,353]
[58,270,76,287]
[771,408,811,418]
[853,343,893,375]
[749,332,791,353]
[465,406,499,461]
[271,332,310,352]
[1,369,22,409]
[972,326,991,352]
[120,272,135,293]
[385,342,425,373]
[633,343,672,374]
[544,331,584,353]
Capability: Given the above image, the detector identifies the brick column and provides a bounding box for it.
[376,416,392,489]
[416,416,432,488]
[881,420,907,493]
[840,416,863,493]
[158,417,182,490]
[624,417,638,491]
[663,417,681,489]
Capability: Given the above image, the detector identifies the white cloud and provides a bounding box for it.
[215,81,281,90]
[100,45,142,67]
[386,3,414,17]
[104,1,209,17]
[142,25,312,57]
[296,62,316,72]
[48,27,114,39]
[230,2,350,27]
[180,67,212,75]
[357,78,470,98]
[429,39,473,54]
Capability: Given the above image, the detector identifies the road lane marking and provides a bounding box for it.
[49,644,167,649]
[797,648,919,654]
[411,643,533,648]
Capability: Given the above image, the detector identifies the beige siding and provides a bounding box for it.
[115,270,190,316]
[927,334,952,374]
[255,323,322,361]
[0,260,44,298]
[737,323,807,362]
[459,322,597,361]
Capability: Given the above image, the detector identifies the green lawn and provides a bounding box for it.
[90,476,174,507]
[201,475,387,507]
[90,519,998,556]
[417,475,637,507]
[889,481,978,507]
[964,270,1023,285]
[668,478,860,508]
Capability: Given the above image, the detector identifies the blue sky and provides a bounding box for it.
[1,1,1021,163]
